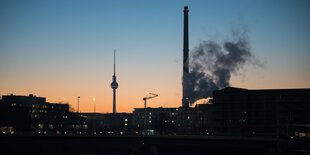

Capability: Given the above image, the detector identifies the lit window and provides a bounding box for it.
[125,119,128,122]
[83,125,88,129]
[38,124,44,129]
[188,116,190,120]
[125,123,128,126]
[149,120,151,123]
[149,112,151,115]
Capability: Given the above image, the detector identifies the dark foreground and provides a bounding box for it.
[0,135,309,155]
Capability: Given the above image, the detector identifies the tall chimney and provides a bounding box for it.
[182,6,189,108]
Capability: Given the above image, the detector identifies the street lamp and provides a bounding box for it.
[93,98,96,113]
[77,96,80,113]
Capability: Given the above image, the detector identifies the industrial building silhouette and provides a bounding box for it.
[1,87,310,138]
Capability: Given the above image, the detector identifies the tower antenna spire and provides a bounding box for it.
[114,49,116,76]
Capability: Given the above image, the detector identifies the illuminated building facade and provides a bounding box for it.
[0,94,69,134]
[82,113,132,134]
[132,107,196,134]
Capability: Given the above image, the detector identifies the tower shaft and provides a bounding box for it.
[182,6,189,108]
[113,89,116,113]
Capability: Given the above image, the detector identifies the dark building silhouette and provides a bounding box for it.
[206,87,310,138]
[82,113,133,134]
[132,107,197,135]
[1,87,310,138]
[0,102,31,133]
[0,94,69,134]
[131,87,310,138]
[64,112,89,134]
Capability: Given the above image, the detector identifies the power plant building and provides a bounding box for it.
[131,87,310,137]
[207,87,310,138]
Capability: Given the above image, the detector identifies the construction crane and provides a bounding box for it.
[143,93,158,130]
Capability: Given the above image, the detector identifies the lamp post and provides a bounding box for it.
[93,98,96,113]
[92,98,97,134]
[77,96,80,113]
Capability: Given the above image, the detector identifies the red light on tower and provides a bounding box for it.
[184,6,189,12]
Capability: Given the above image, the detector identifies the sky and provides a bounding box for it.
[1,0,310,113]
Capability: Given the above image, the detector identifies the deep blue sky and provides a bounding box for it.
[1,0,310,112]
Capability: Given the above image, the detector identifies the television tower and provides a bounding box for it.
[111,49,118,113]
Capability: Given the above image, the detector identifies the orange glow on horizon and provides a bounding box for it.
[2,74,310,113]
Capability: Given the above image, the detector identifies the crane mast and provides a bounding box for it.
[143,93,158,131]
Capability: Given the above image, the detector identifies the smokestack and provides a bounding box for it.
[182,6,189,108]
